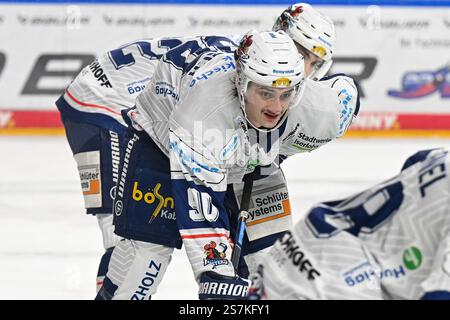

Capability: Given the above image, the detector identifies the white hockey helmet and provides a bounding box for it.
[235,30,305,130]
[273,3,335,80]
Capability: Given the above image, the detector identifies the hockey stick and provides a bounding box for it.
[231,173,254,273]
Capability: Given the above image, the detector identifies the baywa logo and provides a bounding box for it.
[402,246,423,271]
[388,65,450,99]
[132,181,175,223]
[203,241,229,269]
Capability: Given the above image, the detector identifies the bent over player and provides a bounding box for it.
[251,148,450,300]
[97,29,358,300]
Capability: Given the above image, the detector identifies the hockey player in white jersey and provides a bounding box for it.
[251,148,450,300]
[273,3,335,81]
[95,29,359,300]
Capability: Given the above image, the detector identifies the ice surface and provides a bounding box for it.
[1,136,449,299]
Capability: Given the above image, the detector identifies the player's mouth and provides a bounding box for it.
[263,111,281,123]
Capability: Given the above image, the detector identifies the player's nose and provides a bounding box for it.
[266,98,283,114]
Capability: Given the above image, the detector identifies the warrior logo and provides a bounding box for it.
[203,241,229,269]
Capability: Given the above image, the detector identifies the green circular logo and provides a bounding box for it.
[403,246,422,270]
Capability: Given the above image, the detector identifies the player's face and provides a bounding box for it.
[244,83,295,129]
[294,42,325,77]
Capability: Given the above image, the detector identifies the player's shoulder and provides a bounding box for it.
[281,81,341,153]
[187,51,236,88]
[177,51,237,118]
[401,148,449,172]
[171,86,241,147]
[289,79,340,132]
[297,78,341,112]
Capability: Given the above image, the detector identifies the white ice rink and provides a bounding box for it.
[1,135,449,299]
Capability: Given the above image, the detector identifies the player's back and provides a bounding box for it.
[259,148,450,300]
[56,36,238,127]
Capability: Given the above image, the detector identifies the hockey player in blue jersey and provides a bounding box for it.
[251,148,450,300]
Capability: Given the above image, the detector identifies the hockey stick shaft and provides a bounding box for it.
[231,173,254,273]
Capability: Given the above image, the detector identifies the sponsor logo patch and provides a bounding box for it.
[312,46,327,58]
[342,261,406,287]
[155,81,180,101]
[388,65,450,99]
[272,77,292,87]
[247,190,291,226]
[132,181,175,223]
[278,231,321,280]
[189,56,235,87]
[343,246,423,287]
[127,77,151,95]
[403,246,423,270]
[219,133,240,161]
[74,150,102,208]
[291,132,331,152]
[88,60,112,88]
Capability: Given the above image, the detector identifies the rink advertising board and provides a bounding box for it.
[0,0,449,135]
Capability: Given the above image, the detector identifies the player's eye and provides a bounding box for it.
[313,60,324,70]
[280,91,293,100]
[259,90,274,99]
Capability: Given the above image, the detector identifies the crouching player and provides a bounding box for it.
[251,148,450,300]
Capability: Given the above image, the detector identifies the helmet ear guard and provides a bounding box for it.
[234,30,306,131]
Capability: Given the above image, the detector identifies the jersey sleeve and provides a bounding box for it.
[131,37,237,154]
[318,74,360,137]
[168,124,236,282]
[165,53,242,282]
[280,75,359,157]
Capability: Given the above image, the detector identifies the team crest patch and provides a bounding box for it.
[203,241,229,269]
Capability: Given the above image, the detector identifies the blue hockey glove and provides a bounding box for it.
[198,271,251,300]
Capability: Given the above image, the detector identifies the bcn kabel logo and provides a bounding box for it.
[132,182,175,223]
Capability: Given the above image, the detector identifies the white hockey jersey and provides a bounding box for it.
[256,148,450,300]
[130,46,359,281]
